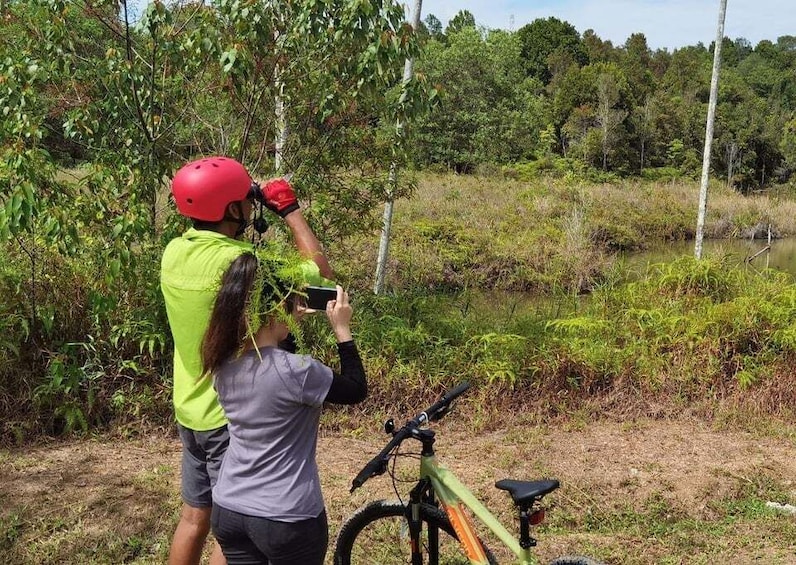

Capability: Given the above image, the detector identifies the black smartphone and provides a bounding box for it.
[305,286,337,310]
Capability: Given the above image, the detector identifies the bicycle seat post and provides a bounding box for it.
[518,504,536,549]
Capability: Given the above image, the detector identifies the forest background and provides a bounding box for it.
[1,1,795,448]
[2,2,796,563]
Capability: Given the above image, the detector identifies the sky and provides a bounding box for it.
[125,1,795,52]
[418,0,796,50]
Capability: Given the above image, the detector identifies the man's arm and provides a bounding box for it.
[262,178,334,280]
[283,210,334,280]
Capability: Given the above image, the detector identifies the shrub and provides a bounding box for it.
[641,166,684,182]
[0,237,172,442]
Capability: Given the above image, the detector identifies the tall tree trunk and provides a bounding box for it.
[726,141,737,188]
[640,140,646,173]
[374,0,423,294]
[695,0,728,260]
[274,64,287,173]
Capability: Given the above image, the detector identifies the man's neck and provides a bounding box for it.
[216,221,239,238]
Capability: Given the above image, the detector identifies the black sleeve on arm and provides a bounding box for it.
[324,341,367,405]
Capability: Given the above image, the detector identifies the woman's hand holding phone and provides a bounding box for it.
[325,286,353,343]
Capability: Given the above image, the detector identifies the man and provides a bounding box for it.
[160,156,333,565]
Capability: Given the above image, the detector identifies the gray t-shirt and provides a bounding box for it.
[212,346,333,521]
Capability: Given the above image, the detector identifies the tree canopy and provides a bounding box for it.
[411,12,796,190]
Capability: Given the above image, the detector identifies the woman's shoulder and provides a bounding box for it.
[217,346,329,379]
[274,348,327,372]
[231,346,325,373]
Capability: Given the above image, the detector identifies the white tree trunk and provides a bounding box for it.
[274,64,288,174]
[374,0,423,294]
[695,0,728,259]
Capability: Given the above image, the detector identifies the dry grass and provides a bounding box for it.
[329,173,796,294]
[2,415,795,564]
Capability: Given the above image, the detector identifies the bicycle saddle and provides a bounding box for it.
[495,479,560,505]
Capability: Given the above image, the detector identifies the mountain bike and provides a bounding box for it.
[333,381,603,565]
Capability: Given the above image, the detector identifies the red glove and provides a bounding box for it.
[263,178,299,217]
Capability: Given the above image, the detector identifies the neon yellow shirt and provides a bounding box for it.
[161,229,253,430]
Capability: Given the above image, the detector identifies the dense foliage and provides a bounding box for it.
[301,255,796,422]
[0,0,427,439]
[412,13,796,191]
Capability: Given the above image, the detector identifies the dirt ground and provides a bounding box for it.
[2,417,795,564]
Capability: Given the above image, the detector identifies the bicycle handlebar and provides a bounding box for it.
[349,432,404,492]
[417,380,470,424]
[349,381,470,492]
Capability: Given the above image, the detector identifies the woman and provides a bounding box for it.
[201,252,367,565]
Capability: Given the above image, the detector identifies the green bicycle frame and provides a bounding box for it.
[421,454,538,565]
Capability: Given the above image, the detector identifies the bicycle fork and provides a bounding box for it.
[407,478,438,565]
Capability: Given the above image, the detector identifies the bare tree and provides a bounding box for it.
[595,73,627,170]
[695,0,728,259]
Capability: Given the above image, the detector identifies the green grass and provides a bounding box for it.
[305,253,796,426]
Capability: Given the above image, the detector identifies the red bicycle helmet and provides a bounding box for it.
[171,156,252,221]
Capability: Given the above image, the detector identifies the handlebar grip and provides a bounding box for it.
[349,427,410,492]
[444,381,471,401]
[421,381,470,423]
[350,458,386,492]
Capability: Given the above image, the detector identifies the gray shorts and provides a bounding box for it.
[177,422,229,508]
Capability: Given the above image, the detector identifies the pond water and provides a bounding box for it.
[622,238,796,278]
[443,239,796,326]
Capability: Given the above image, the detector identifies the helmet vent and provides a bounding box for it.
[186,198,193,204]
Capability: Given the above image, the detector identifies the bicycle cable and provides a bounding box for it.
[389,446,403,504]
[388,442,423,506]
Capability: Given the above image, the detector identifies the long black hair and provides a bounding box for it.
[201,253,258,375]
[201,252,297,375]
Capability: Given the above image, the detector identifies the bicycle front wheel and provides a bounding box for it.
[334,500,498,565]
